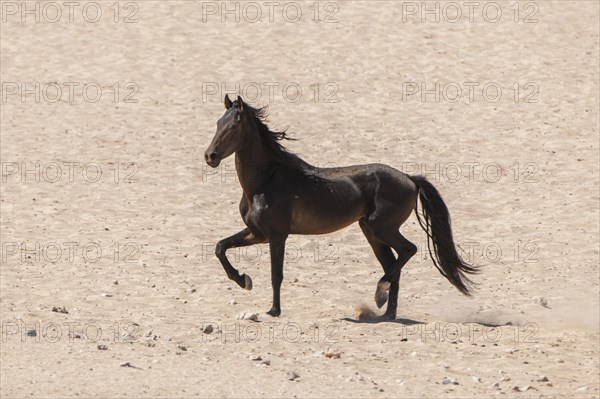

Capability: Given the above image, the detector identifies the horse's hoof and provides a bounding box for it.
[383,311,397,321]
[243,274,253,291]
[375,281,390,309]
[266,307,281,317]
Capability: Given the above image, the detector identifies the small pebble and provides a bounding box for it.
[442,377,459,385]
[513,385,531,392]
[228,299,237,305]
[237,311,259,321]
[97,345,108,350]
[324,349,341,359]
[287,371,300,381]
[26,329,37,337]
[51,306,68,314]
[101,293,113,298]
[202,325,214,334]
[177,345,187,351]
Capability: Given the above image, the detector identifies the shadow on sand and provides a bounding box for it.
[340,316,426,325]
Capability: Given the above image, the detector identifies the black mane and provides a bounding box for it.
[236,101,312,172]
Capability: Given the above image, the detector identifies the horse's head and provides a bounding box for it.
[204,94,250,167]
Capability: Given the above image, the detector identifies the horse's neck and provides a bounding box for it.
[235,133,274,198]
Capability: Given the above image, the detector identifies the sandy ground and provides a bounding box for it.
[1,1,599,397]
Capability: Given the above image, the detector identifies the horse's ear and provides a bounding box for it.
[236,95,244,111]
[224,94,232,109]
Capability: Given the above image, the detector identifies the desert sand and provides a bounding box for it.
[1,1,599,397]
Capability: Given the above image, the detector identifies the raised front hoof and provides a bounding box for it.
[375,281,391,309]
[242,274,253,290]
[266,307,281,317]
[235,274,253,290]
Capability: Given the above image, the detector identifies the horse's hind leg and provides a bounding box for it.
[215,228,266,290]
[371,229,417,319]
[359,220,397,309]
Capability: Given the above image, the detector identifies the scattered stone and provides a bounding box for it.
[471,376,481,383]
[97,344,108,350]
[237,311,259,321]
[101,293,113,297]
[287,371,300,381]
[202,325,214,334]
[251,355,262,361]
[400,337,408,342]
[113,280,119,285]
[261,360,271,366]
[119,362,133,368]
[26,329,37,337]
[324,349,342,359]
[228,299,237,305]
[187,288,196,294]
[293,278,299,283]
[576,386,588,392]
[442,377,459,385]
[490,382,501,390]
[177,345,187,351]
[51,306,68,314]
[539,297,550,308]
[513,385,531,392]
[537,376,549,382]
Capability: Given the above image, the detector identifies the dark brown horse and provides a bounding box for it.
[205,95,477,318]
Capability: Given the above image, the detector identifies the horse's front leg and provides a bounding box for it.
[266,235,287,317]
[215,228,266,290]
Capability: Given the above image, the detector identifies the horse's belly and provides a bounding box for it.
[289,186,365,235]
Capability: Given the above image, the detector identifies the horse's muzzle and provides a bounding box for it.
[204,150,221,168]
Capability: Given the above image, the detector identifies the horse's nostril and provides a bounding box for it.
[209,152,218,161]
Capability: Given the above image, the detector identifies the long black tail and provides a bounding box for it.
[410,175,478,296]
